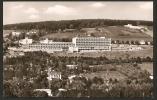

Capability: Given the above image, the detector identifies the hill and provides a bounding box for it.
[3,19,152,31]
[3,19,153,41]
[41,26,153,41]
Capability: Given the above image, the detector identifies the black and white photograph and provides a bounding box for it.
[3,1,153,97]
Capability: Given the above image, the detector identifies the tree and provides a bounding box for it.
[135,41,140,45]
[111,40,115,44]
[125,41,130,44]
[150,41,153,45]
[19,32,26,40]
[4,79,34,97]
[92,77,104,85]
[131,40,135,45]
[50,79,62,96]
[33,91,48,97]
[116,40,120,44]
[31,34,39,41]
[3,81,15,97]
[145,56,152,62]
[121,41,125,44]
[136,57,142,63]
[69,24,74,29]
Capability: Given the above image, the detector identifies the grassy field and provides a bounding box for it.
[41,32,83,40]
[138,62,153,75]
[84,70,128,81]
[3,25,153,41]
[41,26,152,41]
[83,62,153,81]
[52,47,153,59]
[3,30,13,37]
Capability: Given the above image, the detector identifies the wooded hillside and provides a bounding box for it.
[3,19,153,32]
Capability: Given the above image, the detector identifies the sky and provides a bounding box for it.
[3,1,153,25]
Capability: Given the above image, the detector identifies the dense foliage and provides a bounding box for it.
[4,19,153,32]
[3,51,153,97]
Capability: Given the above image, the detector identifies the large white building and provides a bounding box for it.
[71,37,111,52]
[124,24,147,30]
[12,31,21,36]
[21,36,111,53]
[22,42,74,53]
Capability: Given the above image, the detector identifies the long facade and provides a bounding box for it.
[21,37,111,52]
[72,37,111,52]
[22,42,74,52]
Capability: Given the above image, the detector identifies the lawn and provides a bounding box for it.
[51,47,153,59]
[82,62,153,81]
[41,26,152,41]
[138,62,153,75]
[84,70,128,81]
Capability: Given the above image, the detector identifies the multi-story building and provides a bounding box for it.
[71,37,111,52]
[21,42,74,53]
[20,36,111,53]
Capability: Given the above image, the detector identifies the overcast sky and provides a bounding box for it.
[3,1,153,25]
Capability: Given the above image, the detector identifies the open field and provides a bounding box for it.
[139,62,153,75]
[84,71,128,81]
[83,62,153,81]
[51,47,153,59]
[3,30,14,34]
[3,25,153,41]
[41,26,152,41]
[41,32,82,40]
[3,30,13,37]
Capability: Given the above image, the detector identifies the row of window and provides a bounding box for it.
[78,46,110,49]
[76,37,111,40]
[76,44,111,46]
[79,48,111,50]
[75,43,111,45]
[28,45,70,48]
[30,44,73,46]
[76,41,111,43]
[28,47,62,50]
[76,39,110,41]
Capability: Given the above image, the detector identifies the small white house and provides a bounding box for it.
[149,75,153,80]
[124,24,143,30]
[66,65,78,69]
[12,31,21,36]
[47,68,61,80]
[18,52,25,56]
[58,88,67,92]
[146,41,151,45]
[139,40,145,45]
[68,75,76,83]
[19,37,33,45]
[26,31,37,35]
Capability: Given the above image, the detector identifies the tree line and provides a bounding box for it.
[4,52,153,69]
[4,19,152,32]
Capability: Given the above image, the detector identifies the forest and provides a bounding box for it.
[3,19,153,33]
